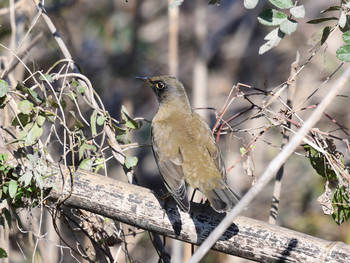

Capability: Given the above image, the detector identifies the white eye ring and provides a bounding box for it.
[156,82,165,89]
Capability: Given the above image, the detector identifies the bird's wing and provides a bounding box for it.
[190,113,240,212]
[190,113,227,179]
[151,123,189,212]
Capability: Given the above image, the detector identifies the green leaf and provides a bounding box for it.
[78,143,97,160]
[169,0,183,8]
[0,80,9,98]
[116,133,130,144]
[340,15,350,33]
[243,0,258,9]
[0,96,7,108]
[342,31,350,44]
[24,129,34,145]
[307,26,332,47]
[0,153,8,162]
[279,18,298,35]
[2,186,8,195]
[321,6,340,13]
[125,155,138,169]
[93,158,105,173]
[290,5,305,19]
[121,105,130,123]
[259,28,285,54]
[69,111,84,128]
[45,112,56,124]
[339,10,347,28]
[336,45,350,62]
[19,171,33,187]
[8,180,17,198]
[121,105,140,129]
[72,79,86,94]
[31,123,43,141]
[269,0,293,9]
[17,122,32,140]
[39,73,54,83]
[90,110,98,136]
[319,26,332,45]
[307,17,338,24]
[303,144,337,180]
[47,95,59,108]
[36,115,46,126]
[97,116,106,126]
[18,100,34,114]
[27,88,42,104]
[0,248,7,258]
[33,171,43,189]
[125,120,139,129]
[79,158,94,171]
[22,122,42,145]
[65,92,77,102]
[208,0,220,5]
[113,123,127,134]
[72,78,80,87]
[258,9,287,26]
[240,147,246,155]
[11,113,30,127]
[3,209,11,228]
[332,186,350,225]
[77,86,86,94]
[16,82,42,104]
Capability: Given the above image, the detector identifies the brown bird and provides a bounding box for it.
[138,75,240,213]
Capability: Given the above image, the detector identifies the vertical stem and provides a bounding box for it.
[193,0,208,120]
[269,52,299,224]
[168,1,179,77]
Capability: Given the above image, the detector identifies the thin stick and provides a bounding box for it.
[188,63,350,263]
[269,52,299,224]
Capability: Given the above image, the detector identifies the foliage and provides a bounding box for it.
[337,31,350,62]
[0,151,46,258]
[0,60,141,261]
[306,1,350,62]
[255,0,305,54]
[332,186,350,225]
[0,248,7,258]
[304,138,350,225]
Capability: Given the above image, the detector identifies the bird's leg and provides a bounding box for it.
[151,189,172,201]
[150,189,173,216]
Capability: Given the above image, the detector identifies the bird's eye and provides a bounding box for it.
[156,82,165,90]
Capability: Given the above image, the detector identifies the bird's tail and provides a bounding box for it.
[206,186,240,213]
[172,184,190,212]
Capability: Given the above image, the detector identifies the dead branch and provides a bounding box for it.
[42,164,350,263]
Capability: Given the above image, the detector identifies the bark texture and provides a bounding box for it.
[43,165,350,262]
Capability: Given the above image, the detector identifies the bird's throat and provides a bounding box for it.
[156,96,192,121]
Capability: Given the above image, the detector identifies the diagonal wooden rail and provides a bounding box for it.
[43,165,350,263]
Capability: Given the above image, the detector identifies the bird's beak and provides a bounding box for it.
[135,76,152,85]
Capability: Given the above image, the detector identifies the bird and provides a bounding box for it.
[138,75,240,213]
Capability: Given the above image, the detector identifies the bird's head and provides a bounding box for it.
[137,75,190,107]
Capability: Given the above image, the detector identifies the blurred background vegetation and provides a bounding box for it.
[1,0,350,262]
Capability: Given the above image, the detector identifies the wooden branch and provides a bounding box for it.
[43,165,350,263]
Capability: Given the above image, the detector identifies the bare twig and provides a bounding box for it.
[188,63,350,263]
[269,52,299,224]
[168,0,179,77]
